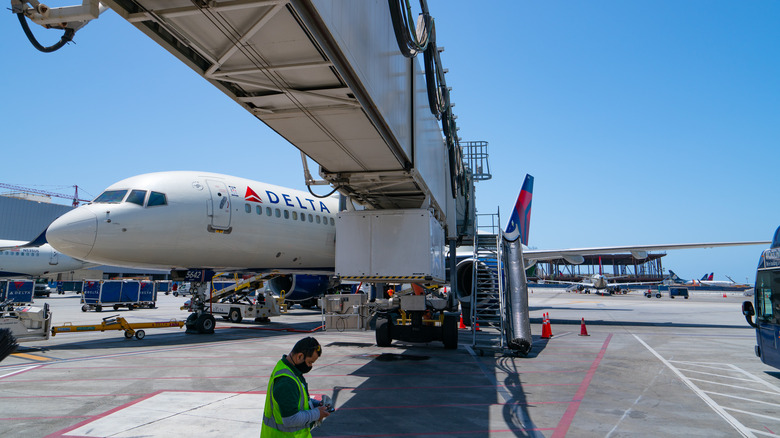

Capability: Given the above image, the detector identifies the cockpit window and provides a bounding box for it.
[147,191,167,207]
[126,190,147,206]
[93,190,128,204]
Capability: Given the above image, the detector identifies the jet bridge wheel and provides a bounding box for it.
[376,317,392,347]
[441,315,458,349]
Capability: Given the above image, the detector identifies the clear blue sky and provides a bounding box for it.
[1,1,777,284]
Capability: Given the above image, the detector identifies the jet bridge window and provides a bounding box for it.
[147,191,167,207]
[126,190,147,206]
[93,190,128,204]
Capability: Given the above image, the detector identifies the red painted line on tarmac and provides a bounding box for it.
[0,415,91,421]
[0,393,146,400]
[318,427,556,437]
[551,333,613,438]
[44,390,166,438]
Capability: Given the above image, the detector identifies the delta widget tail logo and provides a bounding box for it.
[505,174,534,245]
[245,186,263,203]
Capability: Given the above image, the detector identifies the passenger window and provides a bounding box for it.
[292,211,298,220]
[266,207,272,216]
[93,190,128,204]
[245,204,251,213]
[126,190,147,206]
[330,218,335,226]
[284,210,290,219]
[256,205,262,215]
[316,215,321,224]
[275,208,281,218]
[308,214,313,223]
[147,191,167,207]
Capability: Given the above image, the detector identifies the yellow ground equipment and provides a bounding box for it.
[51,314,185,339]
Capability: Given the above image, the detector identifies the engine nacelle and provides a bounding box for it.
[267,274,331,303]
[454,259,499,304]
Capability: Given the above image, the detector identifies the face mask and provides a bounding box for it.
[294,357,312,374]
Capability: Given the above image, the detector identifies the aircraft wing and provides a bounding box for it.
[524,241,770,262]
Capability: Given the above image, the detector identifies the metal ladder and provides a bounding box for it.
[470,213,506,352]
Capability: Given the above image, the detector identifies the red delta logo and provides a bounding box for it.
[245,186,263,203]
[13,281,24,290]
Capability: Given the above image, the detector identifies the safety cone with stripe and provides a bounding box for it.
[579,317,590,336]
[459,314,467,330]
[541,312,552,339]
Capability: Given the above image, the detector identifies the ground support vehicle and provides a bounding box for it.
[51,314,185,340]
[669,287,689,299]
[743,230,780,369]
[0,299,51,342]
[326,286,459,349]
[644,289,663,298]
[209,290,282,323]
[81,280,155,312]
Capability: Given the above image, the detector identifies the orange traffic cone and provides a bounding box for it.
[579,317,590,336]
[541,315,552,339]
[723,293,728,298]
[459,314,466,330]
[475,322,481,331]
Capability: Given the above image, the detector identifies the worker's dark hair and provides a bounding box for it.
[292,337,321,358]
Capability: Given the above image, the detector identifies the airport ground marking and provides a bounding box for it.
[0,365,41,380]
[746,428,780,438]
[728,363,780,394]
[688,378,780,397]
[703,390,780,409]
[551,333,613,438]
[633,334,755,438]
[721,407,780,424]
[674,367,759,383]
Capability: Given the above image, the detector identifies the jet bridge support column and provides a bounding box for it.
[503,236,532,355]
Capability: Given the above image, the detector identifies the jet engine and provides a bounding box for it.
[267,274,332,308]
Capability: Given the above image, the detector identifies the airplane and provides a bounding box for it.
[539,256,661,295]
[453,174,771,307]
[44,171,770,332]
[668,270,749,287]
[45,171,339,307]
[0,237,93,278]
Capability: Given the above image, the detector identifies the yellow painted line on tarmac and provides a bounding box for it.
[11,352,53,362]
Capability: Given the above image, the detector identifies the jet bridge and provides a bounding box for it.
[12,0,470,283]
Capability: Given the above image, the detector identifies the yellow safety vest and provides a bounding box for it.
[261,359,311,438]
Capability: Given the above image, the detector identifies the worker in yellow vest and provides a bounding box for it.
[261,337,330,437]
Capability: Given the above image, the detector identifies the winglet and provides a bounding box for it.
[505,174,534,245]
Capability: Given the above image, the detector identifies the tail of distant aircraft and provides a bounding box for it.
[700,273,710,281]
[668,270,684,283]
[505,174,534,245]
[708,273,714,281]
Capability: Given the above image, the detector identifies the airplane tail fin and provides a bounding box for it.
[700,273,709,281]
[669,270,681,282]
[505,174,534,245]
[708,273,714,281]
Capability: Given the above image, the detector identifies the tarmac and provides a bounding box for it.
[1,288,778,438]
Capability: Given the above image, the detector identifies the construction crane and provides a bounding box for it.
[0,183,90,207]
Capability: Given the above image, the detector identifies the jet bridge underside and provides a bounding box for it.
[103,0,451,222]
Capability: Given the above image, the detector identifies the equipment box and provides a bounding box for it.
[1,280,34,303]
[81,280,150,312]
[669,287,689,299]
[321,294,369,331]
[335,209,445,282]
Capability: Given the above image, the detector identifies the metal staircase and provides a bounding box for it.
[470,213,506,352]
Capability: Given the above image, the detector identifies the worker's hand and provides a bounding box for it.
[317,405,331,420]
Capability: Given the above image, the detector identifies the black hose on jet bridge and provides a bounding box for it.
[503,236,533,355]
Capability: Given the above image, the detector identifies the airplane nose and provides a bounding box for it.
[47,208,98,259]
